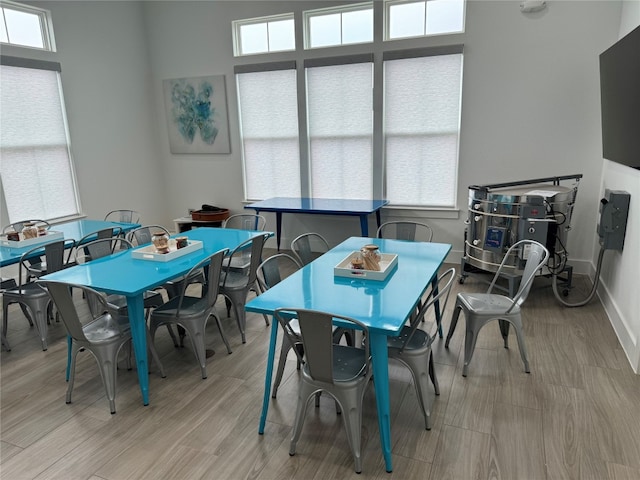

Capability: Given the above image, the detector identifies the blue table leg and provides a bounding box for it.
[126,294,149,405]
[359,214,369,237]
[259,315,279,434]
[369,333,393,472]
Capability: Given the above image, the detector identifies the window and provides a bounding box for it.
[1,59,81,222]
[304,3,373,49]
[236,64,301,200]
[306,58,373,199]
[383,48,463,207]
[0,1,54,50]
[386,0,465,40]
[232,13,295,57]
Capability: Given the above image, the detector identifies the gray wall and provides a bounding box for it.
[7,0,638,370]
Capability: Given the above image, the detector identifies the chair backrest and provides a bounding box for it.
[256,253,302,292]
[275,308,369,384]
[173,248,228,317]
[376,221,434,242]
[290,232,330,266]
[37,280,124,342]
[127,225,170,246]
[399,267,456,352]
[104,209,141,224]
[2,219,51,233]
[74,238,133,264]
[489,240,550,311]
[222,214,266,231]
[18,239,74,285]
[221,233,270,288]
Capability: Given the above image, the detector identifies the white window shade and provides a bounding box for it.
[236,68,301,200]
[384,53,462,207]
[0,64,80,221]
[306,62,373,199]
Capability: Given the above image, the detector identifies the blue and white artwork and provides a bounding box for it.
[163,75,230,154]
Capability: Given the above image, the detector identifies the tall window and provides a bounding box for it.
[306,58,373,199]
[1,60,81,221]
[236,64,301,200]
[384,48,463,207]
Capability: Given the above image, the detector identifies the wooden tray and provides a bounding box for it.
[132,239,203,262]
[334,252,398,281]
[191,209,229,222]
[0,230,64,249]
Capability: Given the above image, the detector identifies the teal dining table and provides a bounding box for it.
[41,227,271,406]
[244,236,451,473]
[0,218,140,268]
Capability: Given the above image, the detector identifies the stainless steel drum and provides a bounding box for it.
[462,175,581,278]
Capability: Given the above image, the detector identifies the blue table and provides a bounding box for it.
[245,197,389,250]
[1,219,140,268]
[245,236,451,472]
[41,228,271,406]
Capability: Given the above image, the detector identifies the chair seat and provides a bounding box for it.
[151,296,208,319]
[330,344,369,382]
[387,326,433,351]
[219,271,249,290]
[106,290,164,311]
[3,282,49,299]
[457,292,521,316]
[83,313,130,343]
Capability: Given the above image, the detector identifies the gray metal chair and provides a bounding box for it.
[1,278,18,351]
[445,240,550,376]
[222,213,266,231]
[74,237,168,376]
[290,232,329,266]
[2,239,73,350]
[2,219,51,234]
[387,267,456,430]
[104,209,141,225]
[219,233,270,343]
[149,249,230,379]
[37,280,132,414]
[376,220,434,242]
[274,308,372,474]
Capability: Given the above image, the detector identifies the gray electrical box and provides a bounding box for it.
[597,190,631,251]
[518,217,552,245]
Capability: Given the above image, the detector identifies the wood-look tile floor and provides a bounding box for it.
[2,253,639,479]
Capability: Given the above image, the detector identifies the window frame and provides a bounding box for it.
[303,2,374,50]
[0,0,56,51]
[232,12,295,57]
[384,0,466,41]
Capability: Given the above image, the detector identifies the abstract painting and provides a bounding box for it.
[163,75,230,154]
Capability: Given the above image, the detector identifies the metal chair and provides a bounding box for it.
[387,267,456,430]
[104,209,141,225]
[1,278,18,351]
[219,233,270,343]
[290,232,329,266]
[37,280,133,414]
[2,219,51,234]
[376,220,434,242]
[445,240,550,376]
[2,239,74,350]
[274,308,372,474]
[149,249,230,379]
[73,237,168,376]
[222,213,266,231]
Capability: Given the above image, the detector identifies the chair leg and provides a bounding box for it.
[272,336,294,398]
[334,389,365,473]
[2,303,11,351]
[66,343,80,405]
[499,319,510,349]
[183,323,208,380]
[428,350,440,396]
[94,349,122,414]
[166,325,180,348]
[212,313,232,355]
[290,383,316,457]
[462,320,480,377]
[403,354,434,430]
[146,329,166,378]
[445,303,462,348]
[510,315,530,373]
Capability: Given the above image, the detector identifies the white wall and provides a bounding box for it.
[597,1,640,373]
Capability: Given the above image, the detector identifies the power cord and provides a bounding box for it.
[551,246,606,307]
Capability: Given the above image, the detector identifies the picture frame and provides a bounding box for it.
[163,74,231,154]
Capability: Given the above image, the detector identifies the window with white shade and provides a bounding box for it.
[384,49,463,207]
[0,60,81,222]
[306,59,373,199]
[236,64,301,200]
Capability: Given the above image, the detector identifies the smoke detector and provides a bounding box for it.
[520,1,547,13]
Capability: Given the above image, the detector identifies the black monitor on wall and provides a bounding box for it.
[599,25,640,170]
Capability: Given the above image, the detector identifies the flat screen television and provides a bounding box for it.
[599,25,640,170]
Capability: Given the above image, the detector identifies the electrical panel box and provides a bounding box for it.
[597,190,631,251]
[518,218,552,246]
